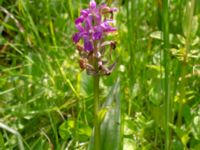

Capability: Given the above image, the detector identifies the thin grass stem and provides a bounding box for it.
[162,0,171,149]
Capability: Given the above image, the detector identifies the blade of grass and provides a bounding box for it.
[162,0,171,149]
[0,122,24,150]
[0,131,5,150]
[126,0,135,116]
[67,0,74,20]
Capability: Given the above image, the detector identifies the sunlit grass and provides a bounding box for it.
[0,0,200,149]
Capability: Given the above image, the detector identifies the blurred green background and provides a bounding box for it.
[0,0,200,149]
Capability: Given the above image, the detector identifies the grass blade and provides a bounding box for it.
[162,0,171,149]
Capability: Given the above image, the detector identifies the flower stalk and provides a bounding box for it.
[93,41,100,150]
[162,0,171,149]
[93,73,100,150]
[72,0,117,149]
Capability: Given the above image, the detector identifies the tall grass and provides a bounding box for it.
[177,0,196,127]
[0,0,200,149]
[162,0,171,149]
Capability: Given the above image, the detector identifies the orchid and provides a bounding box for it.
[72,1,117,51]
[72,0,117,76]
[72,1,118,149]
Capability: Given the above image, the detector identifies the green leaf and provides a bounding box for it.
[150,31,162,40]
[59,120,74,140]
[172,138,184,150]
[77,123,92,142]
[192,115,200,140]
[98,107,109,124]
[123,138,136,150]
[170,123,190,146]
[88,78,121,150]
[59,119,92,142]
[150,30,174,43]
[151,105,164,128]
[182,1,196,38]
[146,65,164,73]
[182,105,192,125]
[124,119,135,136]
[0,132,5,150]
[191,16,199,38]
[193,143,200,150]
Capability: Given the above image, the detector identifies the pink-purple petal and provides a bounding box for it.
[75,16,84,24]
[85,16,93,31]
[81,9,89,18]
[75,24,84,32]
[110,8,118,12]
[90,0,96,9]
[84,38,93,51]
[100,21,117,32]
[72,33,80,43]
[93,31,102,40]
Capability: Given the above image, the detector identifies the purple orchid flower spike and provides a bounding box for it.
[72,0,117,76]
[71,1,118,150]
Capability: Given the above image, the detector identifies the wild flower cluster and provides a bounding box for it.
[72,0,117,75]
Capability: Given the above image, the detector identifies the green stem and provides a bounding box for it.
[93,43,100,150]
[94,74,100,150]
[162,0,171,149]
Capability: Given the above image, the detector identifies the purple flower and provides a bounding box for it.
[75,24,84,32]
[90,0,96,9]
[72,0,118,75]
[72,33,80,43]
[75,16,84,24]
[72,0,117,52]
[93,31,102,40]
[83,37,93,51]
[100,21,117,32]
[81,9,89,17]
[85,15,93,31]
[110,8,118,12]
[93,26,103,40]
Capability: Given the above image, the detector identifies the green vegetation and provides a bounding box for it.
[0,0,200,149]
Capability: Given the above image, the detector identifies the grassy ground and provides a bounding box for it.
[0,0,200,149]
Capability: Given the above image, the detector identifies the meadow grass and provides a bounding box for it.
[0,0,200,149]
